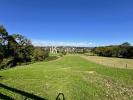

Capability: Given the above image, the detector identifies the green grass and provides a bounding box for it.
[0,55,133,100]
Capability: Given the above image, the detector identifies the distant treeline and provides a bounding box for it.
[92,42,133,58]
[0,25,49,69]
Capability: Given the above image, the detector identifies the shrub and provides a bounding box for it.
[33,47,49,61]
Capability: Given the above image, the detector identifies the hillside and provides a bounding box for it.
[0,55,133,100]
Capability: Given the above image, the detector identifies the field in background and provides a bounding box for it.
[82,55,133,69]
[0,55,133,100]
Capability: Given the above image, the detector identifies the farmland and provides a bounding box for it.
[82,55,133,69]
[0,55,133,100]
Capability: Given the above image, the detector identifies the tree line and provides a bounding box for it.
[91,42,133,58]
[0,25,49,69]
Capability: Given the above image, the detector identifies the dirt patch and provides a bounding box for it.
[60,67,71,70]
[84,71,96,74]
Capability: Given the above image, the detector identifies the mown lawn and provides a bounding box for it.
[0,55,133,100]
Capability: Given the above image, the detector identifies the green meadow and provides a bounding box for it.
[0,55,133,100]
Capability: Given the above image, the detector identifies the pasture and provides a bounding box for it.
[0,55,133,100]
[82,55,133,69]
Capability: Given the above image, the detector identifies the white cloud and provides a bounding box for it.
[32,40,94,47]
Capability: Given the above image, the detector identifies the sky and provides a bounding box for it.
[0,0,133,47]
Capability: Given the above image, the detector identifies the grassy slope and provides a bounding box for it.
[0,55,133,100]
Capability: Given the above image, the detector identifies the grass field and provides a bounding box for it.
[82,55,133,69]
[0,55,133,100]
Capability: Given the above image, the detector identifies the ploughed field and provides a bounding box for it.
[0,55,133,100]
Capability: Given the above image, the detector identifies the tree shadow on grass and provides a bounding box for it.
[0,93,14,100]
[0,83,47,100]
[0,76,4,80]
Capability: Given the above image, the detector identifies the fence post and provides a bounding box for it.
[125,64,127,69]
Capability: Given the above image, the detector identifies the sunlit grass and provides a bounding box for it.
[0,55,133,100]
[82,55,133,69]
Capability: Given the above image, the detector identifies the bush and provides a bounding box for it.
[45,56,58,61]
[33,47,49,61]
[0,57,14,69]
[62,51,67,55]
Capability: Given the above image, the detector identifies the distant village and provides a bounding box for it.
[36,46,93,54]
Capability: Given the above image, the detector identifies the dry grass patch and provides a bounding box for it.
[83,72,133,100]
[81,56,133,69]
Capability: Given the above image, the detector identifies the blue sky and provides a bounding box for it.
[0,0,133,46]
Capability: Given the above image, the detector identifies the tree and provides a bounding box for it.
[119,46,133,58]
[0,25,8,45]
[12,34,34,63]
[0,25,9,61]
[92,42,133,58]
[103,47,113,57]
[121,42,131,47]
[13,34,32,46]
[0,25,36,69]
[127,47,133,58]
[6,35,18,57]
[0,45,4,63]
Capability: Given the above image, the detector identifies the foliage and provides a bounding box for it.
[121,42,131,46]
[45,56,58,61]
[0,25,52,69]
[0,57,14,69]
[92,43,133,58]
[33,47,49,61]
[12,34,34,63]
[61,50,67,55]
[0,25,9,61]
